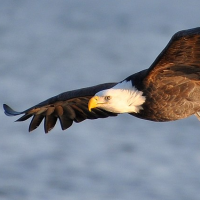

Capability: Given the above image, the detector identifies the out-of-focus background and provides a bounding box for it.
[1,1,200,200]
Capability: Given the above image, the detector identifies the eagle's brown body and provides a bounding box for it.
[132,29,200,121]
[4,27,200,133]
[130,68,200,122]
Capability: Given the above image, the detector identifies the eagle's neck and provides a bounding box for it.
[96,80,146,113]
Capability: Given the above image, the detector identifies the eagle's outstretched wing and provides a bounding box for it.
[3,83,118,133]
[145,27,200,84]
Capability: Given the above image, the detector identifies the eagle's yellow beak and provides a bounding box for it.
[88,96,99,111]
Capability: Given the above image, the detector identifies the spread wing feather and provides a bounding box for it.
[3,83,117,133]
[145,27,200,83]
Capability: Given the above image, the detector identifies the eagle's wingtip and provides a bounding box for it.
[3,104,22,116]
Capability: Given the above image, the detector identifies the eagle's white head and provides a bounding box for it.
[88,80,146,113]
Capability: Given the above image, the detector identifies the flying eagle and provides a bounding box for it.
[3,27,200,133]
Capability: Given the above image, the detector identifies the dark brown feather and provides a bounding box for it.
[29,114,44,132]
[58,116,73,130]
[16,113,33,122]
[44,114,57,133]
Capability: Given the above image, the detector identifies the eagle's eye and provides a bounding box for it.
[105,96,111,101]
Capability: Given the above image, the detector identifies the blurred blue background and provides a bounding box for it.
[1,0,200,200]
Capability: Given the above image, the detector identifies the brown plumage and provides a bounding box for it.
[4,27,200,133]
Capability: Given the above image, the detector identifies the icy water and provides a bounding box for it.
[1,1,200,200]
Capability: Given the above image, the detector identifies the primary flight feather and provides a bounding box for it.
[4,27,200,133]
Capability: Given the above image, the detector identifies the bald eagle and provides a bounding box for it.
[3,27,200,133]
